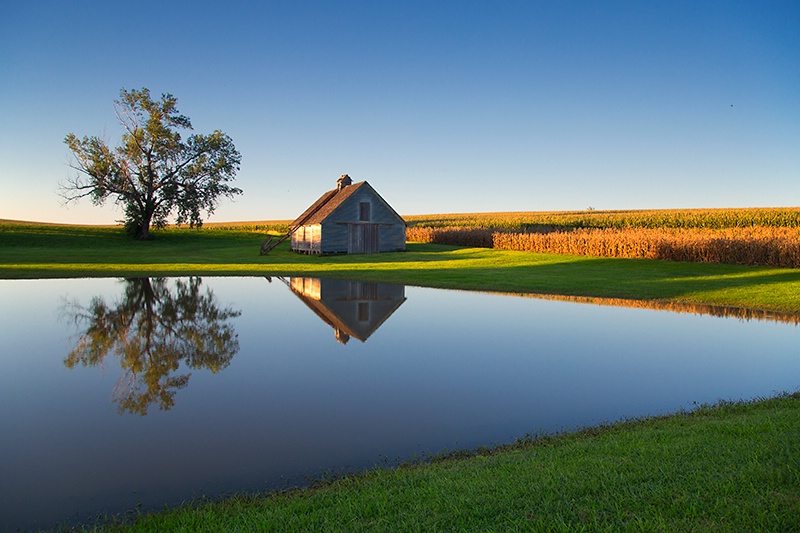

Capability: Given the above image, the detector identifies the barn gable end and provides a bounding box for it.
[290,176,406,254]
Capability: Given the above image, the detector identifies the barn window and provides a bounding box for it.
[359,202,371,221]
[358,302,370,321]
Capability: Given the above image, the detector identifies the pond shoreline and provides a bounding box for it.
[1,223,799,314]
[88,392,800,532]
[2,225,799,531]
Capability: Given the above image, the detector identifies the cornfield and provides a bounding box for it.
[405,227,494,248]
[493,227,800,268]
[407,223,800,268]
[202,221,291,233]
[405,207,800,231]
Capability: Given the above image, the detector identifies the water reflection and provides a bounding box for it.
[2,276,798,531]
[62,277,241,415]
[505,292,800,326]
[279,276,407,344]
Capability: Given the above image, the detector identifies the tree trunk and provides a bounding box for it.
[136,210,153,240]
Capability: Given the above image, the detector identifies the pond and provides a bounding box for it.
[1,276,798,530]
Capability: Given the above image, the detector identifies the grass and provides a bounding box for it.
[88,393,800,532]
[2,221,800,313]
[3,220,800,531]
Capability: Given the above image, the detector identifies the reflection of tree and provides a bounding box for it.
[64,277,240,415]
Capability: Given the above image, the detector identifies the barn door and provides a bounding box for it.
[348,224,380,254]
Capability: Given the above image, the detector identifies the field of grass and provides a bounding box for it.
[0,219,800,313]
[3,217,800,531]
[2,220,800,313]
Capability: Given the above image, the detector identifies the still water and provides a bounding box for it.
[1,276,798,530]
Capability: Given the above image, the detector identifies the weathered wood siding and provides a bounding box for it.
[292,182,405,254]
[378,222,406,253]
[318,279,406,340]
[347,223,380,254]
[317,218,347,253]
[291,224,322,253]
[319,186,405,254]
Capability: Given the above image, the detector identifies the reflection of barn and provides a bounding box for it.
[286,277,406,344]
[290,175,406,254]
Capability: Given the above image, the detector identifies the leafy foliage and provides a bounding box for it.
[63,88,242,239]
[63,277,240,415]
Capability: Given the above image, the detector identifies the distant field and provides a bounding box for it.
[5,207,800,270]
[201,220,291,232]
[405,207,800,231]
[3,217,800,313]
[7,207,799,233]
[397,208,800,269]
[0,218,118,227]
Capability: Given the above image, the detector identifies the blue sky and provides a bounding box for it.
[1,1,798,224]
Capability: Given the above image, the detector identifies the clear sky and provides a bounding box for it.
[1,1,798,224]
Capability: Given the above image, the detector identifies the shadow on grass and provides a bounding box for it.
[284,256,800,313]
[2,228,799,312]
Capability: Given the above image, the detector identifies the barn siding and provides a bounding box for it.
[348,223,380,253]
[320,219,349,253]
[288,277,407,342]
[379,224,406,252]
[291,224,323,253]
[293,182,405,254]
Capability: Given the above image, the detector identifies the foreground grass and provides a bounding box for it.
[4,222,799,531]
[88,393,800,532]
[2,222,800,313]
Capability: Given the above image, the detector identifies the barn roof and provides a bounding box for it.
[290,180,404,228]
[290,181,367,228]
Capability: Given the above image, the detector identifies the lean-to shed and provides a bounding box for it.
[290,175,406,254]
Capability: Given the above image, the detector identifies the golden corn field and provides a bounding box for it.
[405,208,800,268]
[404,207,800,231]
[405,226,494,248]
[492,227,800,268]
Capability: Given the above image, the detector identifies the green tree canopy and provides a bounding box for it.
[63,88,242,239]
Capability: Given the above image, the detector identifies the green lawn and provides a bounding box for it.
[2,222,799,313]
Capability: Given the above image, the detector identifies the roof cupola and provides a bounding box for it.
[337,174,352,191]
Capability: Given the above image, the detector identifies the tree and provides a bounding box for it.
[63,88,242,240]
[63,277,241,415]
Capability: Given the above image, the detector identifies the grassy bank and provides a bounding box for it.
[92,393,800,532]
[3,221,799,531]
[2,222,800,313]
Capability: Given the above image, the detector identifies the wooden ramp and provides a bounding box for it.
[259,187,342,255]
[260,232,291,255]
